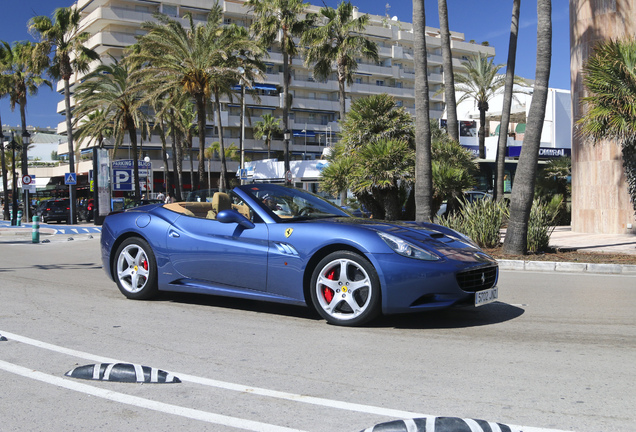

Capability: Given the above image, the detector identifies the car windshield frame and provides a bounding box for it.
[237,184,349,222]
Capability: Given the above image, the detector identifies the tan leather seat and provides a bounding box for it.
[207,192,231,219]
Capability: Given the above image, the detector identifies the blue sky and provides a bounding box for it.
[0,0,570,129]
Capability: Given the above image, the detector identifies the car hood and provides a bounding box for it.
[313,217,495,263]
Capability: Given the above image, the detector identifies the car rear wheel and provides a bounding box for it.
[310,251,381,326]
[114,237,158,300]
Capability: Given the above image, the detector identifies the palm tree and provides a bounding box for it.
[129,5,264,190]
[454,55,506,160]
[413,0,433,222]
[0,88,10,220]
[73,58,147,201]
[321,93,414,220]
[430,124,477,216]
[248,0,308,181]
[495,0,521,202]
[577,38,636,214]
[253,114,281,159]
[74,109,112,149]
[29,7,100,221]
[0,41,51,176]
[354,139,414,220]
[503,0,552,256]
[302,1,379,121]
[437,0,459,142]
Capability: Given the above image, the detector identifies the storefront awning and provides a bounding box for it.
[293,130,315,137]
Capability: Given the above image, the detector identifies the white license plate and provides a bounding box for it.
[475,287,498,307]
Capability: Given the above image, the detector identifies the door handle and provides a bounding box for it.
[169,230,180,238]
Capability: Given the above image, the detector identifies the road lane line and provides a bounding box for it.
[0,359,305,432]
[0,329,426,418]
[0,330,570,432]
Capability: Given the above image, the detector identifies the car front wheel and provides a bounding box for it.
[310,251,381,326]
[113,237,158,300]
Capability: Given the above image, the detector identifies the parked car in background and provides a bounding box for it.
[78,199,95,222]
[41,199,71,224]
[36,199,57,218]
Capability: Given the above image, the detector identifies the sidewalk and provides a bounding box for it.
[548,226,636,255]
[497,226,636,275]
[0,220,100,241]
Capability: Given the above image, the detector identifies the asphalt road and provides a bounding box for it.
[1,237,634,432]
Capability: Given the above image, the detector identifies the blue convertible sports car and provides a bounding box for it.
[101,184,499,326]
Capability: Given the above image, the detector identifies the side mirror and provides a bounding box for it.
[216,209,255,229]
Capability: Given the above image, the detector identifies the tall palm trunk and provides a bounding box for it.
[282,50,291,182]
[438,0,458,142]
[214,89,228,190]
[1,112,9,220]
[157,123,171,195]
[188,131,195,191]
[19,100,28,177]
[195,94,206,187]
[169,109,183,200]
[64,77,77,223]
[495,0,520,201]
[128,124,141,201]
[478,100,488,159]
[413,0,433,222]
[337,61,346,121]
[503,0,552,255]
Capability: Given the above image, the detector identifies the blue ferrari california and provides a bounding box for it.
[100,184,499,326]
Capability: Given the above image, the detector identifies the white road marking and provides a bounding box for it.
[0,330,570,432]
[0,359,303,432]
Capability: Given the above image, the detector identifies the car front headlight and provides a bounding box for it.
[378,232,440,261]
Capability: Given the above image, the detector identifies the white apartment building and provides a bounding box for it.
[48,0,495,191]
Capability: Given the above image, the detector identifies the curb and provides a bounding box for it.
[0,228,56,237]
[498,259,636,275]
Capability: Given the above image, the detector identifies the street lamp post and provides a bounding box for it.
[22,131,30,222]
[302,123,307,160]
[0,128,9,221]
[6,132,20,226]
[284,129,291,185]
[238,67,246,184]
[144,155,151,197]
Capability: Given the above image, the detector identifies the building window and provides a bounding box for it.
[355,78,362,84]
[162,4,178,16]
[376,80,384,86]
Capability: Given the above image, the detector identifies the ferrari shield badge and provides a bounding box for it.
[285,228,293,238]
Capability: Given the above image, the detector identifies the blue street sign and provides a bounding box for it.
[65,173,77,185]
[113,169,133,191]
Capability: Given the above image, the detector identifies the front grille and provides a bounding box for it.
[456,265,498,292]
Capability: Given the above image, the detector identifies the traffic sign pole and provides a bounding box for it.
[22,175,32,223]
[65,173,78,225]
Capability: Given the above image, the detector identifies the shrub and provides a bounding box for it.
[438,198,508,248]
[527,195,562,253]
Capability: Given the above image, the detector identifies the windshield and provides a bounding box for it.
[239,184,349,221]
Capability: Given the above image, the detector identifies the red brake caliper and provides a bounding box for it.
[323,269,336,303]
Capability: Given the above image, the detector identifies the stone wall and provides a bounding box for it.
[570,0,636,233]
